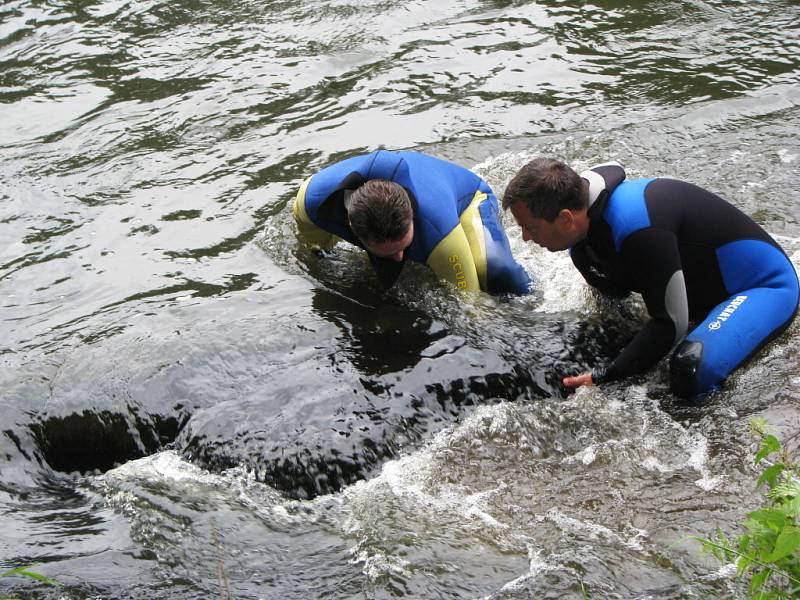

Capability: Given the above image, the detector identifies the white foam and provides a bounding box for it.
[640,456,672,473]
[540,507,647,551]
[652,408,721,491]
[99,450,288,515]
[487,547,557,597]
[697,562,737,582]
[578,445,597,465]
[343,404,513,528]
[104,450,218,484]
[529,249,592,313]
[686,435,722,491]
[349,549,412,580]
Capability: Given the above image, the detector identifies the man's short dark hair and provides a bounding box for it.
[502,158,585,222]
[346,179,412,243]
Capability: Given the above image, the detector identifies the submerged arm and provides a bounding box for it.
[292,176,340,250]
[566,228,689,387]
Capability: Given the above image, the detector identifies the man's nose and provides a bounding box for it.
[391,250,404,262]
[521,229,532,242]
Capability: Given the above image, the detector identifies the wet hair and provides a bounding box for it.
[346,179,412,243]
[502,158,585,222]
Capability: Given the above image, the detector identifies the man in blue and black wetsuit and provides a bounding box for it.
[294,149,532,295]
[503,158,799,399]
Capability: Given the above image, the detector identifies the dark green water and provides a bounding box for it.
[2,0,800,598]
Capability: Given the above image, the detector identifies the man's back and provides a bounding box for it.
[294,150,531,294]
[590,174,787,317]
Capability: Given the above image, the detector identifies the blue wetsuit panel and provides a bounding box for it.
[717,239,798,294]
[685,240,799,393]
[368,150,406,181]
[605,179,655,251]
[299,150,531,294]
[478,190,532,295]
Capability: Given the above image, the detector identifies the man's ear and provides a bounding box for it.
[558,208,575,227]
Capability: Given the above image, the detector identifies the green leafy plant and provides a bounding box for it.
[696,418,800,598]
[0,565,60,599]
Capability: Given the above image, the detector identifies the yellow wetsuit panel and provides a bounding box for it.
[426,221,481,292]
[457,190,489,291]
[292,176,340,250]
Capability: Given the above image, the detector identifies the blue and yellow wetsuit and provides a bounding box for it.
[573,163,799,398]
[293,150,532,295]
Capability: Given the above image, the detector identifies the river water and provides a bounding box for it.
[2,0,800,598]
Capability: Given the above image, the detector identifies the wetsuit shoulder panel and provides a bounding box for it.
[398,151,480,256]
[605,178,656,251]
[303,153,380,222]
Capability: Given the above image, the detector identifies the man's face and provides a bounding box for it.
[510,202,575,252]
[363,222,414,262]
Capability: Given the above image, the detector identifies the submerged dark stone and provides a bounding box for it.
[176,360,555,500]
[30,410,183,474]
[3,285,635,499]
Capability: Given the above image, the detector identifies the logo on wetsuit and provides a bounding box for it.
[708,295,748,331]
[449,254,468,289]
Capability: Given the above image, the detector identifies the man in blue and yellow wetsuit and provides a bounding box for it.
[293,149,532,295]
[503,158,799,399]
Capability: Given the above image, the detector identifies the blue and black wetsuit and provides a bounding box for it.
[573,163,799,398]
[294,150,532,295]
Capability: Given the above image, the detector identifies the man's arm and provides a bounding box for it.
[598,227,689,382]
[566,227,689,387]
[292,176,340,250]
[426,190,531,294]
[426,223,482,291]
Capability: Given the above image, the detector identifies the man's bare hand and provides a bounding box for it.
[563,372,595,388]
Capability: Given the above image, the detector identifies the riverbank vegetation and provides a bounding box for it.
[0,566,59,599]
[697,418,800,598]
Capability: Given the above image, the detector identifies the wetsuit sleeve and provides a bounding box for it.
[292,176,340,250]
[425,188,531,295]
[597,228,690,383]
[426,224,482,292]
